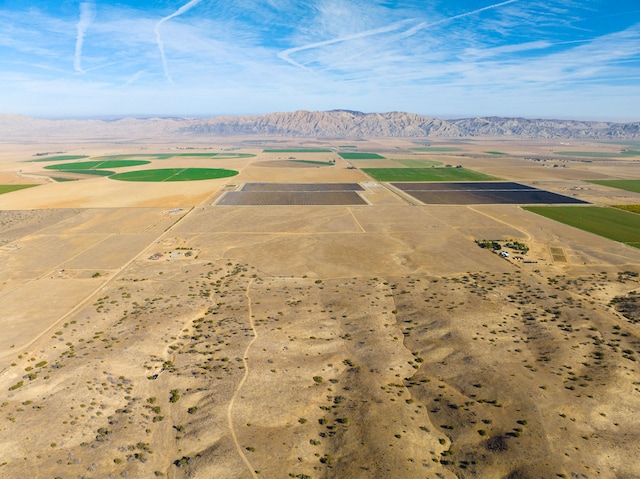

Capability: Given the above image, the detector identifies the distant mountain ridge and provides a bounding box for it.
[1,110,639,140]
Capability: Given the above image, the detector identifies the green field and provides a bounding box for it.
[263,149,332,153]
[45,160,150,170]
[587,179,640,194]
[57,170,116,177]
[409,147,463,152]
[485,151,506,155]
[523,206,640,248]
[361,167,498,182]
[109,168,238,182]
[30,155,89,162]
[601,141,640,148]
[338,152,385,160]
[0,184,38,195]
[396,159,443,167]
[51,177,78,182]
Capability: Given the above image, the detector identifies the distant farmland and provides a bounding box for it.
[362,167,497,182]
[338,152,385,160]
[109,168,238,182]
[45,160,150,170]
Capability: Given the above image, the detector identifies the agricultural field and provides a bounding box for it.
[587,179,640,194]
[393,182,588,205]
[44,159,150,170]
[338,152,385,160]
[0,184,38,195]
[524,205,640,247]
[218,182,366,205]
[614,204,640,214]
[362,167,497,182]
[29,155,89,162]
[109,168,238,182]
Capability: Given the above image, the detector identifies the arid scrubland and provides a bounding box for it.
[1,137,640,478]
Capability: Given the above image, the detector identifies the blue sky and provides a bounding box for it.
[1,0,639,120]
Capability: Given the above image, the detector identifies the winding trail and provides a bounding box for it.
[227,278,258,478]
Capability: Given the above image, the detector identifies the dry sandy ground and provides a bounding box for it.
[1,138,640,478]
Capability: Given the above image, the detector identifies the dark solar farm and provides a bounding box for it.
[217,183,368,205]
[391,182,589,205]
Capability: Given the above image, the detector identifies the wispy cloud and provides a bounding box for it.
[155,0,204,83]
[0,1,638,120]
[74,1,96,73]
[278,0,520,74]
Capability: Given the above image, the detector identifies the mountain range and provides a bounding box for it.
[2,110,639,140]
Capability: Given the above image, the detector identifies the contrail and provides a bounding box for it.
[278,20,414,71]
[74,1,96,73]
[124,70,145,87]
[400,0,519,37]
[155,0,203,83]
[279,0,518,71]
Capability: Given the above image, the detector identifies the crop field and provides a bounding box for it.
[485,151,506,155]
[524,206,640,247]
[217,191,367,205]
[218,182,366,205]
[393,182,589,205]
[45,160,150,170]
[57,170,115,177]
[29,155,89,162]
[263,149,332,153]
[0,184,38,195]
[240,183,364,192]
[614,205,640,214]
[109,168,238,182]
[587,179,640,193]
[363,167,497,182]
[338,152,385,160]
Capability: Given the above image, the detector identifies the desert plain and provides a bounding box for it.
[1,135,640,479]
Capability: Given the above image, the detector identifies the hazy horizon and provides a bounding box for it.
[1,1,639,121]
